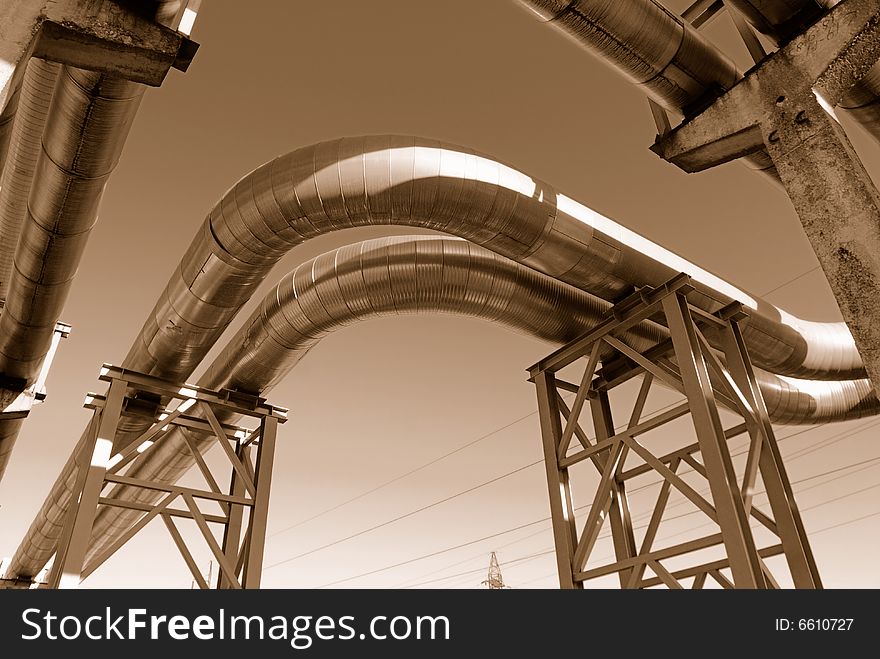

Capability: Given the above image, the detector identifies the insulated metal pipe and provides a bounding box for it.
[124,135,859,382]
[195,237,877,426]
[0,59,61,301]
[0,84,20,183]
[515,0,740,112]
[7,134,867,578]
[0,0,200,485]
[511,1,779,178]
[79,236,878,571]
[0,59,59,477]
[0,69,143,384]
[0,67,142,393]
[0,69,143,482]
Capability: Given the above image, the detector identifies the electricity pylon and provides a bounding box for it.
[482,552,507,589]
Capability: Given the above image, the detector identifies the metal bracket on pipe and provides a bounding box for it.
[0,557,47,589]
[0,316,70,418]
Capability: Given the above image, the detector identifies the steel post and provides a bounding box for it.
[51,378,126,589]
[661,293,765,588]
[242,416,278,589]
[534,371,580,589]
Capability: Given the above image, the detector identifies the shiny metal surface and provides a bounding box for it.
[0,1,189,483]
[0,68,142,383]
[0,69,143,482]
[129,135,860,381]
[516,0,739,111]
[0,59,60,483]
[514,1,780,179]
[0,417,24,487]
[0,82,20,188]
[197,236,877,426]
[8,133,871,579]
[1,0,196,571]
[0,59,60,301]
[724,0,824,39]
[78,236,878,570]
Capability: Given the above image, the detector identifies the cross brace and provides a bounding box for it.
[45,365,286,589]
[529,275,820,589]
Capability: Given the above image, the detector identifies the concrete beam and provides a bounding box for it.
[651,0,880,396]
[0,0,197,115]
[651,0,880,171]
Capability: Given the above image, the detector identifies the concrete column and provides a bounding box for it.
[652,0,880,395]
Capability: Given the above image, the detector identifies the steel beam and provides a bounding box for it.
[592,391,638,589]
[46,365,285,589]
[242,417,278,589]
[662,293,765,587]
[49,378,126,589]
[721,321,822,588]
[530,275,819,589]
[534,371,580,589]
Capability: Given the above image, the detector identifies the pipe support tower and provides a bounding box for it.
[530,274,821,589]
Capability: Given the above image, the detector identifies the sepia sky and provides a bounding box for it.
[1,0,879,589]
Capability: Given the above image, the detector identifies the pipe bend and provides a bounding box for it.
[8,132,869,579]
[125,135,864,384]
[75,236,878,568]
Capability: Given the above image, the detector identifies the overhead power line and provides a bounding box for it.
[313,420,880,588]
[292,417,876,584]
[264,459,541,570]
[761,265,822,297]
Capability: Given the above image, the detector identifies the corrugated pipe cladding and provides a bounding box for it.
[0,67,142,481]
[130,135,860,382]
[518,1,880,165]
[8,134,874,578]
[512,0,778,177]
[0,0,194,482]
[84,235,880,571]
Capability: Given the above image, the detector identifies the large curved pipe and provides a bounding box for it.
[198,237,877,426]
[78,236,878,572]
[124,135,859,384]
[8,134,866,579]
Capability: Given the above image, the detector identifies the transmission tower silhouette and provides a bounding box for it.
[482,552,507,589]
